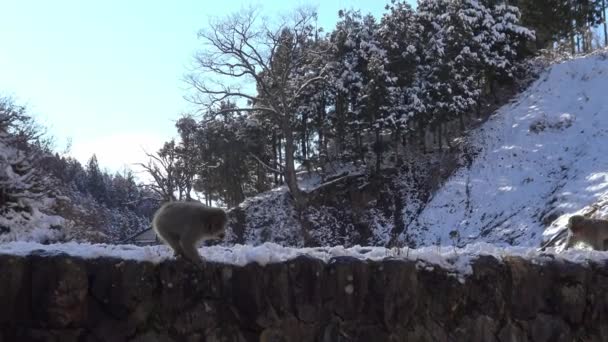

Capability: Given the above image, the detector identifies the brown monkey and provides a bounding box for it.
[152,201,227,265]
[563,215,608,251]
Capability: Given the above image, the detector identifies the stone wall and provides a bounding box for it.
[1,252,607,341]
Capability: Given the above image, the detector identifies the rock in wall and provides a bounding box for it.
[1,252,607,341]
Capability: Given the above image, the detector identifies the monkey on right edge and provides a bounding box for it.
[563,215,608,251]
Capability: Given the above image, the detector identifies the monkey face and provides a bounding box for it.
[568,215,585,233]
[208,223,226,240]
[210,220,225,235]
[206,216,227,240]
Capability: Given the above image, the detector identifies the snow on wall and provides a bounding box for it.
[407,50,608,248]
[1,240,606,280]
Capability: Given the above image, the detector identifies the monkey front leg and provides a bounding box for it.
[157,232,185,259]
[563,234,577,250]
[181,244,206,268]
[179,237,206,268]
[167,238,185,259]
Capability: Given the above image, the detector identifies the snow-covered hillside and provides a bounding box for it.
[406,51,608,248]
[6,52,606,250]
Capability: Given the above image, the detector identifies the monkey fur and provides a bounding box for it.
[153,201,227,265]
[563,215,608,251]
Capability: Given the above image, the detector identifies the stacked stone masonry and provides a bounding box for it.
[0,252,607,341]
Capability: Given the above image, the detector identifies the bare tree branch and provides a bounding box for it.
[186,6,325,208]
[248,152,284,175]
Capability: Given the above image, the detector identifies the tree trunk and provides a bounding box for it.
[394,128,402,167]
[317,96,328,174]
[256,163,264,193]
[436,123,442,152]
[335,94,346,156]
[356,130,364,164]
[317,118,323,157]
[236,183,244,207]
[458,114,466,133]
[444,122,452,148]
[185,185,192,201]
[375,128,382,174]
[282,119,306,209]
[301,110,308,161]
[571,30,576,55]
[272,132,278,185]
[418,120,426,154]
[278,136,284,183]
[602,0,608,47]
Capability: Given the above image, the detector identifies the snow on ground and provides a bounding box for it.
[229,163,364,247]
[231,185,304,246]
[0,200,65,244]
[1,241,606,280]
[408,50,608,248]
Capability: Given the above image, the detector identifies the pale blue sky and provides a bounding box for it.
[0,0,405,173]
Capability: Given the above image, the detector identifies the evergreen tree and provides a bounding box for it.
[379,0,421,137]
[85,154,108,204]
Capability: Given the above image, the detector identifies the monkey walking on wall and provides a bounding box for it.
[540,215,608,251]
[152,201,227,266]
[563,215,608,251]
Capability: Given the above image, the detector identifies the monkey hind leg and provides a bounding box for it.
[155,228,184,258]
[179,229,205,267]
[563,235,575,250]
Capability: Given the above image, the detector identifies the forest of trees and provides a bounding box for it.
[144,0,544,209]
[2,0,608,243]
[0,97,156,242]
[45,153,158,240]
[515,0,607,52]
[139,0,608,211]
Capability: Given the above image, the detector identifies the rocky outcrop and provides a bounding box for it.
[1,252,607,341]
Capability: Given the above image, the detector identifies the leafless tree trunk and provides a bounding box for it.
[277,137,284,183]
[186,7,326,210]
[603,0,608,47]
[301,110,308,161]
[335,94,346,157]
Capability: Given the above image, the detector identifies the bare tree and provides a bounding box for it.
[138,141,188,202]
[186,7,326,209]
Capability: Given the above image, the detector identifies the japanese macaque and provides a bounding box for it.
[563,215,608,251]
[152,201,227,265]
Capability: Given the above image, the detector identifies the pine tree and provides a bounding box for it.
[415,0,480,146]
[487,3,535,76]
[379,0,421,146]
[86,154,108,204]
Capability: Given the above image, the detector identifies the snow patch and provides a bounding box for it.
[408,51,608,248]
[1,241,607,280]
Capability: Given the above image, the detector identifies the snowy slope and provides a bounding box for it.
[407,51,608,248]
